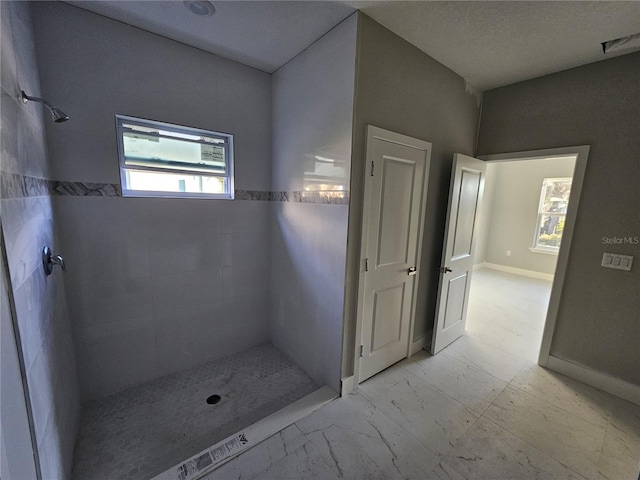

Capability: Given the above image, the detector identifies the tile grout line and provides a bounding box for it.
[438,345,526,385]
[371,366,486,458]
[456,331,537,367]
[477,414,592,480]
[401,350,512,418]
[479,384,610,480]
[503,369,615,432]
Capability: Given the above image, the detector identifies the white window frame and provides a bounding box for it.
[115,115,234,199]
[531,177,572,255]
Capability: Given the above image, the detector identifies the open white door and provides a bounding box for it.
[358,126,431,382]
[431,153,486,354]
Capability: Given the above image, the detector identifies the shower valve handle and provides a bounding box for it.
[42,246,66,275]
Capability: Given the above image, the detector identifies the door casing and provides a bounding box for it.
[477,145,590,366]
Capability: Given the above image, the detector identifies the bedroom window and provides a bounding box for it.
[532,177,572,253]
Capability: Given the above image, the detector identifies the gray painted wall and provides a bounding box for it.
[0,2,79,477]
[482,157,576,275]
[270,15,357,392]
[343,14,480,376]
[32,2,273,401]
[477,53,640,385]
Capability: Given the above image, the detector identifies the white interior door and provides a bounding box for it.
[359,126,431,382]
[431,153,486,354]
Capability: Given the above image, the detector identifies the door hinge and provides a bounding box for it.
[370,161,375,176]
[365,258,369,272]
[360,345,364,357]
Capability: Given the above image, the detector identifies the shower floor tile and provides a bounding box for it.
[72,343,319,480]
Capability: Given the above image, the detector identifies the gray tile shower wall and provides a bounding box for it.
[31,2,275,401]
[55,196,272,400]
[0,2,79,478]
[269,14,357,392]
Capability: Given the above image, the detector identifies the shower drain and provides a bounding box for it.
[206,394,222,405]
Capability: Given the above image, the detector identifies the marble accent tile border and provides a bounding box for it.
[236,190,349,204]
[235,190,289,202]
[51,180,121,197]
[1,171,50,198]
[0,172,120,199]
[294,190,350,205]
[1,173,350,204]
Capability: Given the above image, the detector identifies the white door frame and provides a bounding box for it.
[352,126,431,386]
[478,145,590,366]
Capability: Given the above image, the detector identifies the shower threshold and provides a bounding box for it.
[72,343,324,480]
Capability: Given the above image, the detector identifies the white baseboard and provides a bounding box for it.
[345,338,426,395]
[341,375,356,396]
[479,262,554,282]
[546,356,640,406]
[410,337,426,356]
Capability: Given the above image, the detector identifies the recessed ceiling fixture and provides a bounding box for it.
[601,32,640,54]
[184,0,215,17]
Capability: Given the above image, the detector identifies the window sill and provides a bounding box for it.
[529,247,559,256]
[122,189,234,200]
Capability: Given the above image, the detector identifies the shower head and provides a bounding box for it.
[21,91,69,123]
[50,106,70,123]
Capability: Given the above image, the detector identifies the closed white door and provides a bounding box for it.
[431,153,486,354]
[359,126,431,382]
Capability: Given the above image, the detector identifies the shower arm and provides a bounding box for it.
[21,91,55,109]
[20,90,69,123]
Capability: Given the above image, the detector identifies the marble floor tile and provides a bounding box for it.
[464,309,541,362]
[368,374,478,456]
[430,462,466,480]
[465,268,551,362]
[203,424,307,480]
[484,386,609,480]
[357,362,413,402]
[252,442,338,480]
[509,366,612,428]
[597,402,640,480]
[601,390,640,440]
[402,349,508,416]
[443,417,587,480]
[441,334,530,383]
[296,393,441,480]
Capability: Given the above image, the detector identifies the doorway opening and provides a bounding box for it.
[430,146,589,368]
[466,154,577,363]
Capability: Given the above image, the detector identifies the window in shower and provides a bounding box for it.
[115,115,234,199]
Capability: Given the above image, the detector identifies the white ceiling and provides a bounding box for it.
[65,1,357,73]
[67,1,640,91]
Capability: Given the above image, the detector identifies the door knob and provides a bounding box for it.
[439,266,452,274]
[408,267,417,276]
[42,246,66,276]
